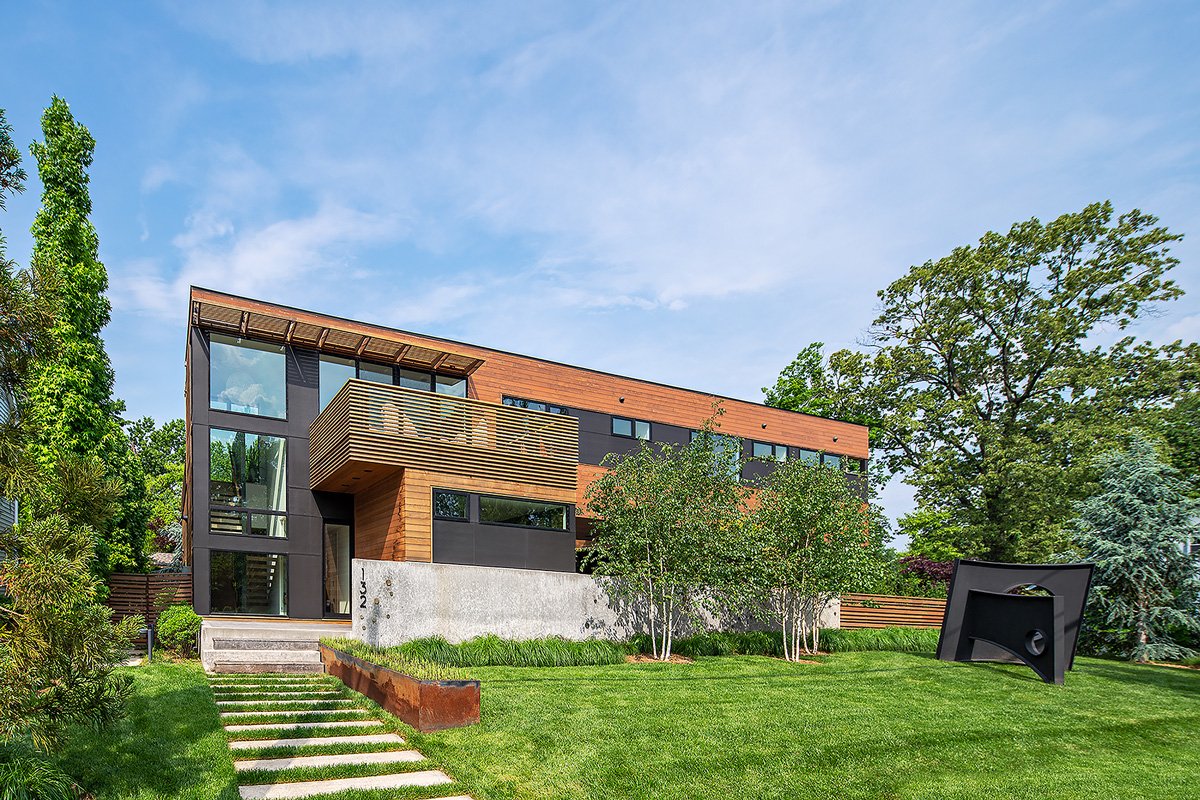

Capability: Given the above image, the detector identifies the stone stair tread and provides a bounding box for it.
[233,749,424,772]
[225,720,383,732]
[221,709,372,718]
[214,692,342,699]
[218,700,353,707]
[237,770,453,799]
[208,650,323,662]
[230,733,404,750]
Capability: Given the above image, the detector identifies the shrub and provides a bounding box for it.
[629,631,785,658]
[155,605,202,657]
[397,635,629,668]
[821,627,940,653]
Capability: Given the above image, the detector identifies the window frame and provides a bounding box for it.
[478,493,570,531]
[432,489,470,521]
[502,396,570,415]
[208,333,288,420]
[612,415,651,441]
[752,441,788,462]
[207,427,289,539]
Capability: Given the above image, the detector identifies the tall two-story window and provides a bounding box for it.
[209,334,286,419]
[209,428,287,538]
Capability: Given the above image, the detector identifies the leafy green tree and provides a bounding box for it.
[773,202,1197,561]
[585,415,747,660]
[127,418,185,562]
[747,460,889,658]
[1160,394,1200,488]
[0,108,56,503]
[897,508,968,562]
[22,97,148,573]
[126,417,184,478]
[762,343,877,430]
[0,514,140,752]
[1070,436,1199,662]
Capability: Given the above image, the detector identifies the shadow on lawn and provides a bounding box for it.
[55,673,240,800]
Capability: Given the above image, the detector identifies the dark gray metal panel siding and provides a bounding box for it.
[432,492,576,573]
[188,327,327,617]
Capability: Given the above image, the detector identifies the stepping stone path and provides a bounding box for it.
[209,672,473,799]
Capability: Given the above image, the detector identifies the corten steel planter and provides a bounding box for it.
[319,643,480,731]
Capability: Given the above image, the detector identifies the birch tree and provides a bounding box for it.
[749,459,887,659]
[585,418,746,660]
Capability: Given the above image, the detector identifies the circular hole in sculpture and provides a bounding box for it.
[1006,583,1053,597]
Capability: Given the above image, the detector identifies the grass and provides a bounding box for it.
[401,652,1200,800]
[48,649,1200,799]
[821,626,942,652]
[53,661,240,800]
[626,627,941,657]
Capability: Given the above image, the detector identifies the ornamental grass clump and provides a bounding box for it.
[398,635,628,667]
[321,637,466,681]
[820,626,940,653]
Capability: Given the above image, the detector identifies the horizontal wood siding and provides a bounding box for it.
[195,288,868,460]
[840,593,946,629]
[311,380,579,494]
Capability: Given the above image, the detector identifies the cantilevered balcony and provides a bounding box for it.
[309,380,579,493]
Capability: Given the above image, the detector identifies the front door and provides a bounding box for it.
[323,522,352,617]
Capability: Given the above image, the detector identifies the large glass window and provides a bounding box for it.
[480,495,568,530]
[209,551,288,615]
[612,416,651,440]
[319,355,356,410]
[397,369,433,391]
[433,490,469,519]
[753,442,788,461]
[796,448,820,465]
[435,375,467,397]
[209,429,287,537]
[323,524,351,617]
[823,453,842,470]
[209,334,286,419]
[358,362,394,384]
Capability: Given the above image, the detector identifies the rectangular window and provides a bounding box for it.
[209,334,286,419]
[435,375,467,397]
[480,495,568,530]
[209,551,288,615]
[691,430,741,478]
[358,361,394,384]
[397,368,433,391]
[796,448,820,464]
[502,396,569,415]
[612,416,651,440]
[209,429,287,538]
[753,442,788,461]
[319,355,356,411]
[433,490,469,520]
[823,453,842,470]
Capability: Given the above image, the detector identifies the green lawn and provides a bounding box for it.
[52,654,1200,800]
[404,653,1200,800]
[54,661,240,800]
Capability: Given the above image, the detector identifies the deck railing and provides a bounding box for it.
[310,380,579,492]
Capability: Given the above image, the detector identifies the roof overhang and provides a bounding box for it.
[191,299,485,376]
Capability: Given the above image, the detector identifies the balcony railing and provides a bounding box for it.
[309,380,579,493]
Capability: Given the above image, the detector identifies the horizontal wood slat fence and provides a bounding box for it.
[105,573,192,638]
[840,593,946,629]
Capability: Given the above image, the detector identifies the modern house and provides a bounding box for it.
[183,287,870,622]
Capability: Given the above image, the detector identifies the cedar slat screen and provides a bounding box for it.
[310,380,579,493]
[840,593,946,629]
[105,573,193,641]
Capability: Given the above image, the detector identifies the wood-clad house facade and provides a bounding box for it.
[184,287,870,619]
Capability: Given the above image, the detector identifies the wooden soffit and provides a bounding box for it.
[191,300,485,376]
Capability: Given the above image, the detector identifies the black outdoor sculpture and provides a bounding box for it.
[935,559,1094,684]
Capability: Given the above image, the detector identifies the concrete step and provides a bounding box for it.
[209,662,325,675]
[213,691,342,699]
[233,749,425,772]
[225,720,384,733]
[230,733,405,750]
[209,650,323,664]
[220,709,374,719]
[237,770,453,799]
[217,699,355,707]
[212,639,321,651]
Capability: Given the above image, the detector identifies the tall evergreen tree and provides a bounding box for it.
[23,97,148,573]
[1071,436,1199,662]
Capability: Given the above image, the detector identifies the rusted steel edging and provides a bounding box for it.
[319,643,480,732]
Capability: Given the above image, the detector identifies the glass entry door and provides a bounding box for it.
[323,523,352,617]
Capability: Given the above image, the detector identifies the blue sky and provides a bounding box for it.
[2,1,1198,524]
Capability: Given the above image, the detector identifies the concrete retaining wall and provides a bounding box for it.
[352,559,840,646]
